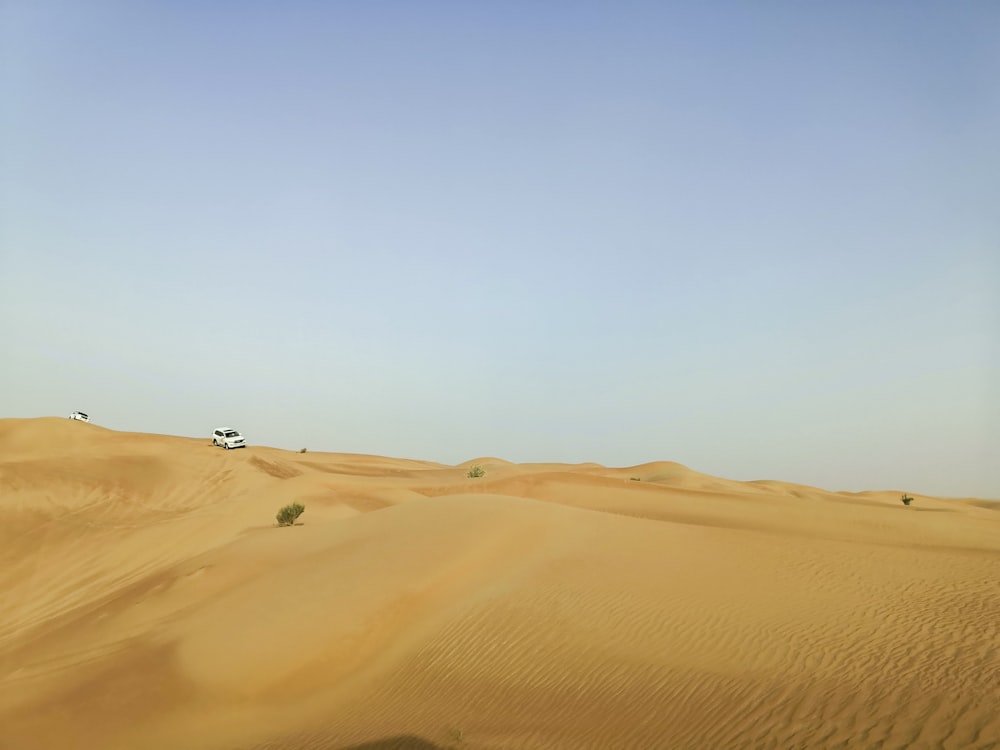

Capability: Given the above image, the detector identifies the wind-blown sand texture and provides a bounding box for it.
[1,417,998,750]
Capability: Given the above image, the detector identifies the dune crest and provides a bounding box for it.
[1,418,998,750]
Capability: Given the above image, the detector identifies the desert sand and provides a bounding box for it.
[1,417,997,750]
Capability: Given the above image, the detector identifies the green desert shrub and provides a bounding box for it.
[901,493,913,506]
[466,465,485,479]
[299,447,307,453]
[276,502,305,526]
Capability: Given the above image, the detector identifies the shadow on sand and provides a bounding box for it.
[337,737,446,750]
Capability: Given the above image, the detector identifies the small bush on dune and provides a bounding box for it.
[299,447,307,453]
[276,502,305,526]
[630,477,641,481]
[901,493,913,506]
[467,465,485,479]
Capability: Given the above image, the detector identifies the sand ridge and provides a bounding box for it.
[1,417,998,749]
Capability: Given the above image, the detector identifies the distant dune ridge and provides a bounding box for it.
[1,417,998,750]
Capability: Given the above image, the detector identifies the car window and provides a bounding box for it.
[224,430,239,437]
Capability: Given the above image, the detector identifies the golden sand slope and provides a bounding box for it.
[1,417,998,750]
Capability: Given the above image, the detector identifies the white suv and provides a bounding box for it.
[212,428,246,450]
[69,411,90,423]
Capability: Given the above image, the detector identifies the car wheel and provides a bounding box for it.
[224,443,230,450]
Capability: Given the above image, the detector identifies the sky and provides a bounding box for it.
[2,1,998,498]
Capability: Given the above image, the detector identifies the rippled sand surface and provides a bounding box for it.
[2,417,998,749]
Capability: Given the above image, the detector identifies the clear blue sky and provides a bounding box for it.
[2,2,997,497]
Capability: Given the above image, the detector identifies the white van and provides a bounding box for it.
[212,427,246,449]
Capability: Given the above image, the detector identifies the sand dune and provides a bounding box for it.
[1,418,998,749]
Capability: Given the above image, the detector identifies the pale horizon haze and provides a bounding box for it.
[2,2,998,498]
